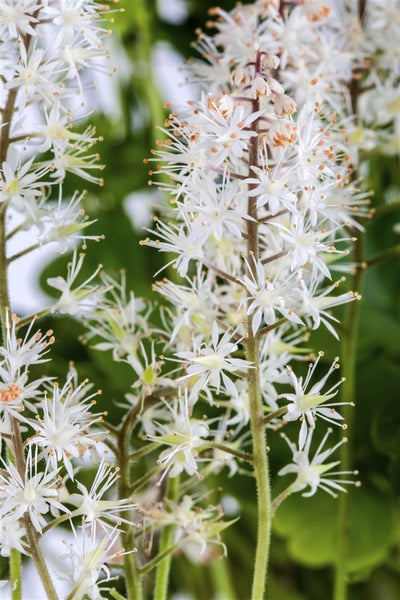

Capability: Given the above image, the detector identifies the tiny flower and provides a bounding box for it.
[57,525,129,599]
[280,353,349,449]
[0,311,54,409]
[47,251,103,315]
[69,460,138,531]
[141,215,205,278]
[245,164,298,213]
[40,189,101,253]
[0,156,48,206]
[172,496,232,562]
[127,342,174,398]
[0,0,39,38]
[83,272,151,361]
[0,446,68,533]
[0,515,26,557]
[278,427,360,498]
[240,257,303,335]
[175,322,253,403]
[148,392,209,482]
[23,369,104,480]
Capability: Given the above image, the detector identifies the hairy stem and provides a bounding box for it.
[10,545,22,600]
[11,418,58,600]
[118,417,143,600]
[334,235,364,600]
[0,203,10,344]
[153,476,179,600]
[245,71,272,600]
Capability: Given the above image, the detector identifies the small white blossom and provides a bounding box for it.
[0,446,68,533]
[48,251,103,315]
[57,525,127,600]
[281,353,349,449]
[278,428,360,498]
[176,322,253,403]
[69,460,138,532]
[23,370,104,479]
[148,392,209,481]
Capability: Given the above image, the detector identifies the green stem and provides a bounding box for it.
[246,330,272,600]
[262,406,288,426]
[10,548,21,600]
[209,557,238,600]
[7,242,40,263]
[245,61,272,599]
[206,441,254,463]
[128,465,161,494]
[271,483,297,516]
[6,447,21,600]
[110,589,128,600]
[10,419,58,599]
[118,413,143,600]
[128,441,159,462]
[153,476,179,600]
[334,234,364,600]
[0,203,10,344]
[138,543,181,576]
[17,307,55,329]
[365,243,400,268]
[24,518,58,600]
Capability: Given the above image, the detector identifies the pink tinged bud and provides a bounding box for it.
[261,53,280,71]
[273,94,297,116]
[251,76,271,97]
[231,66,252,87]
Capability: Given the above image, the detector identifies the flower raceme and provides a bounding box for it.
[3,0,395,596]
[144,44,361,430]
[140,9,372,563]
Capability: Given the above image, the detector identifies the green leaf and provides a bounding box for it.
[273,487,397,576]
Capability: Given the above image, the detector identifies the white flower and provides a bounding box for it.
[278,428,360,498]
[148,392,209,481]
[0,446,68,533]
[178,175,248,243]
[240,257,303,335]
[23,370,104,480]
[5,44,58,106]
[83,272,151,361]
[245,164,298,213]
[0,156,48,206]
[69,460,138,531]
[280,353,349,449]
[0,312,54,409]
[0,515,26,557]
[57,525,127,599]
[298,275,359,338]
[0,0,39,38]
[141,215,205,277]
[48,251,103,315]
[154,264,219,342]
[40,189,101,253]
[127,342,174,398]
[176,322,252,403]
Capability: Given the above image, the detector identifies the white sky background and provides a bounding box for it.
[8,0,196,317]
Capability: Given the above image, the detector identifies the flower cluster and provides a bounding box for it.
[0,1,397,598]
[0,1,142,597]
[0,0,112,315]
[143,29,361,482]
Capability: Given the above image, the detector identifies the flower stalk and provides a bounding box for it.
[0,2,397,598]
[153,476,180,600]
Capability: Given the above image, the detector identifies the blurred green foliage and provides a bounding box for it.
[37,1,400,598]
